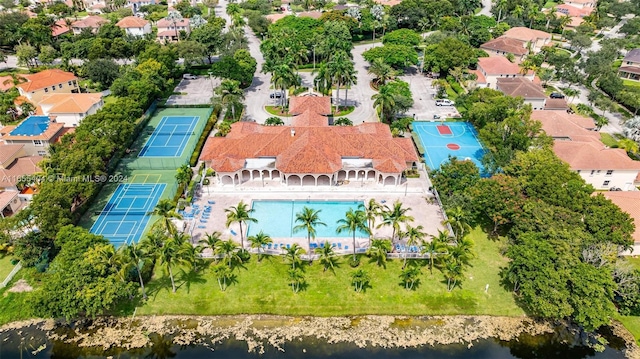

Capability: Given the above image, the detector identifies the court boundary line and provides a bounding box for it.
[139,115,200,158]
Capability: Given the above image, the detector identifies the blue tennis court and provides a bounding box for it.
[412,122,487,173]
[90,183,166,246]
[139,116,199,157]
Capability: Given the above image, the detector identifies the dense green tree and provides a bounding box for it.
[430,157,481,199]
[422,37,478,76]
[215,79,245,120]
[83,59,120,89]
[150,199,182,235]
[378,200,414,243]
[189,18,226,62]
[248,230,272,261]
[363,44,418,69]
[351,268,370,292]
[583,194,635,248]
[316,241,339,273]
[382,29,421,47]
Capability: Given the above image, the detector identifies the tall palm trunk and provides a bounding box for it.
[334,78,340,112]
[239,222,244,249]
[344,82,349,108]
[169,264,176,292]
[137,265,147,299]
[352,232,356,261]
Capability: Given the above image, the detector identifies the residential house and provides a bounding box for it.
[373,0,401,5]
[555,4,593,28]
[116,16,151,36]
[17,69,79,104]
[0,76,16,92]
[496,78,547,110]
[266,13,287,23]
[38,93,103,127]
[602,192,640,246]
[564,0,596,9]
[298,11,323,19]
[71,15,108,34]
[200,95,419,187]
[618,49,640,82]
[1,116,65,156]
[533,110,640,190]
[156,17,191,43]
[471,56,534,89]
[0,143,43,214]
[502,27,552,52]
[480,37,529,62]
[127,0,155,13]
[544,98,569,110]
[52,19,71,37]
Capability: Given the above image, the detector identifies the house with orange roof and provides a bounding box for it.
[602,192,640,244]
[17,69,79,104]
[38,93,103,127]
[116,16,151,36]
[1,116,65,156]
[480,37,529,62]
[532,110,640,190]
[496,77,547,110]
[52,19,71,37]
[298,11,323,19]
[0,142,43,215]
[266,13,288,23]
[471,57,534,89]
[200,95,419,187]
[71,15,108,34]
[0,76,16,92]
[555,4,593,28]
[373,0,402,6]
[502,27,552,52]
[157,17,191,43]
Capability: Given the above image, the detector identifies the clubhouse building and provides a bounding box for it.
[200,96,419,187]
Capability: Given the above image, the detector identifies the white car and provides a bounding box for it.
[435,99,455,106]
[183,74,198,80]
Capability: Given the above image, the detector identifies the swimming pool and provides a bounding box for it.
[247,200,369,238]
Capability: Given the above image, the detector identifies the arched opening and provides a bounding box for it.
[272,170,281,179]
[241,170,251,182]
[288,175,301,186]
[302,175,316,186]
[367,170,376,181]
[317,175,331,186]
[220,175,235,185]
[383,175,396,186]
[337,170,347,181]
[252,170,261,180]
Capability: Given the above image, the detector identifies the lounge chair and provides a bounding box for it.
[344,245,349,250]
[267,243,272,249]
[200,220,207,223]
[230,229,237,236]
[208,200,216,204]
[198,225,206,229]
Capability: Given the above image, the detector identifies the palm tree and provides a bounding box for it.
[372,85,396,123]
[341,66,358,110]
[226,3,241,17]
[563,88,580,104]
[364,199,381,246]
[271,63,297,109]
[448,237,475,267]
[316,241,339,273]
[545,7,557,30]
[423,230,449,274]
[336,208,369,260]
[248,231,272,261]
[215,239,240,268]
[619,139,639,156]
[288,268,305,293]
[216,79,245,120]
[225,200,257,250]
[443,206,471,242]
[443,260,463,291]
[119,242,151,299]
[495,0,508,22]
[159,232,193,293]
[293,207,326,253]
[367,238,392,267]
[378,200,414,243]
[328,50,352,111]
[402,224,426,268]
[166,11,184,41]
[368,58,395,88]
[175,164,192,197]
[351,269,370,293]
[198,231,222,254]
[313,62,333,95]
[150,199,182,235]
[559,15,572,35]
[511,4,524,19]
[399,266,421,290]
[212,263,233,291]
[417,17,431,38]
[283,243,306,270]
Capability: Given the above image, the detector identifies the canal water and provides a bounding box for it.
[0,324,628,358]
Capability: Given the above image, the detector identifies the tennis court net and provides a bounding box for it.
[147,132,196,136]
[94,211,150,216]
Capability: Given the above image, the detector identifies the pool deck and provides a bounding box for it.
[181,173,446,255]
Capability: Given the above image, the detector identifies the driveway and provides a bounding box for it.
[166,76,218,105]
[398,68,460,120]
[243,26,272,123]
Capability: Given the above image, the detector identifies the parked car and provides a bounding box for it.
[435,99,455,106]
[183,74,198,80]
[550,92,565,99]
[270,92,283,99]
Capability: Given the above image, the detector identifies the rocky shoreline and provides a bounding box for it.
[1,315,639,358]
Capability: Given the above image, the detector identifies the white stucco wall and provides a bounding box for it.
[578,170,639,190]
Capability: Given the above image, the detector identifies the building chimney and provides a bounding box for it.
[291,129,295,137]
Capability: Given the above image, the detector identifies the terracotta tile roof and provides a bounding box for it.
[0,156,43,187]
[0,144,25,165]
[469,69,486,84]
[157,30,178,37]
[157,18,190,28]
[480,37,528,56]
[553,141,640,170]
[17,69,77,93]
[116,16,149,28]
[556,4,593,17]
[602,191,640,243]
[39,93,102,114]
[496,78,546,99]
[503,27,551,42]
[289,95,331,115]
[291,110,328,127]
[266,13,287,23]
[477,57,523,75]
[544,98,569,110]
[72,15,108,28]
[0,76,15,92]
[56,127,76,142]
[0,191,18,209]
[200,96,418,175]
[52,19,71,37]
[532,110,596,131]
[566,0,595,4]
[298,11,323,19]
[373,0,401,5]
[623,49,640,64]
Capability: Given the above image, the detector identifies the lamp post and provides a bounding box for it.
[208,71,215,93]
[312,45,316,70]
[361,171,365,187]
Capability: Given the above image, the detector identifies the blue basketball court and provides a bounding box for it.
[412,122,487,173]
[139,116,199,157]
[90,183,166,246]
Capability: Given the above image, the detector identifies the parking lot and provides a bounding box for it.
[399,69,460,121]
[166,76,219,106]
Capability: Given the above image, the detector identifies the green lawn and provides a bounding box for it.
[265,105,291,117]
[543,0,558,8]
[601,133,619,148]
[0,254,16,282]
[0,268,37,326]
[332,106,355,117]
[623,80,640,88]
[137,229,524,317]
[618,315,640,343]
[102,95,119,106]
